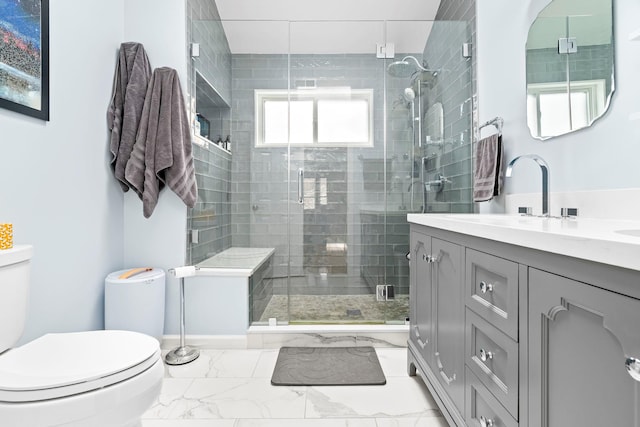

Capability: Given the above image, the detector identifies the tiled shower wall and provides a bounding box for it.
[185,0,234,264]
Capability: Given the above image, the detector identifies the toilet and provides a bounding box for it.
[0,245,164,426]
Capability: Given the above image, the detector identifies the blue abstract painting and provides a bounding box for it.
[0,0,49,120]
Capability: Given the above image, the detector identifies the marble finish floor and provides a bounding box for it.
[258,295,410,324]
[142,347,447,426]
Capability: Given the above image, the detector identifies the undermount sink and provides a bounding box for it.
[615,229,640,238]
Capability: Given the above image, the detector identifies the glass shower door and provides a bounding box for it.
[286,20,390,324]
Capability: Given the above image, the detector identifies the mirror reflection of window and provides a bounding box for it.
[527,80,605,138]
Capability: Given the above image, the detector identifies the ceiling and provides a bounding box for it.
[212,0,442,54]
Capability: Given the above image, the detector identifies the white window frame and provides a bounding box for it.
[254,88,374,148]
[527,79,606,138]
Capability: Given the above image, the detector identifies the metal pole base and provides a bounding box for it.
[164,345,200,365]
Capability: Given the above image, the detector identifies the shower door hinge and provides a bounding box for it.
[376,43,395,59]
[558,37,577,54]
[462,43,472,58]
[191,43,200,58]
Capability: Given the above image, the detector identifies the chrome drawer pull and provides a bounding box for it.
[625,357,640,382]
[479,281,494,293]
[479,348,494,362]
[479,415,495,427]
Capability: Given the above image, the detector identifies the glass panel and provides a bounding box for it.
[288,20,388,324]
[263,100,314,145]
[317,99,370,143]
[383,20,474,322]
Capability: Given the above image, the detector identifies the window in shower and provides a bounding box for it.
[254,88,373,147]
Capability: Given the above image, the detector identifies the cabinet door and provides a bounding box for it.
[529,268,640,427]
[410,230,432,361]
[432,238,465,412]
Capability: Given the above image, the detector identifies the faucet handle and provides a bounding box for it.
[560,207,579,218]
[518,207,533,216]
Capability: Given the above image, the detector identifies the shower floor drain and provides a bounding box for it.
[346,309,362,316]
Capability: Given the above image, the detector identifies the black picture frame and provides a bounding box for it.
[0,0,49,121]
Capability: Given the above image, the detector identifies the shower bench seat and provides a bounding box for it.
[178,247,274,336]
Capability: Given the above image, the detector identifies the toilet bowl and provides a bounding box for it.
[0,246,164,426]
[0,330,163,427]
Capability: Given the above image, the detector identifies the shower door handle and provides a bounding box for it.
[297,168,304,204]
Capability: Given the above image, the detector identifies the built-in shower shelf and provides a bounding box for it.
[629,27,640,41]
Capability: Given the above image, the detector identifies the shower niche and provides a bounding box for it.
[193,70,231,151]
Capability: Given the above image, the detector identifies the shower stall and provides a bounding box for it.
[186,17,474,326]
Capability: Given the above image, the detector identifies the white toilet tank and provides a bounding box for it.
[0,245,32,353]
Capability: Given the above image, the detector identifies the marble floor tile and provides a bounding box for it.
[235,419,378,426]
[143,378,196,419]
[182,378,307,419]
[143,347,448,426]
[375,348,410,377]
[142,421,235,427]
[251,349,280,378]
[304,377,440,418]
[375,417,449,427]
[164,350,264,379]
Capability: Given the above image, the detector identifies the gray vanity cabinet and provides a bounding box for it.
[410,229,433,361]
[528,268,640,427]
[409,221,640,427]
[409,228,465,419]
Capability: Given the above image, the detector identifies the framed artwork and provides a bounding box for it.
[0,0,49,121]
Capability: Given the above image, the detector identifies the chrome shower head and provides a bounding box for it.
[387,55,430,78]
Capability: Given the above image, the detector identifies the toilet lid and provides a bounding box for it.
[0,330,160,402]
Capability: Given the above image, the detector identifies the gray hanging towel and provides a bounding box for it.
[107,42,152,192]
[473,133,503,202]
[125,67,197,218]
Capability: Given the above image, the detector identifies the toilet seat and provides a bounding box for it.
[0,330,160,403]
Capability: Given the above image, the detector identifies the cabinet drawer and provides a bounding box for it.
[466,309,518,419]
[466,367,518,427]
[466,249,519,340]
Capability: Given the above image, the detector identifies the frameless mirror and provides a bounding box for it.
[526,0,614,140]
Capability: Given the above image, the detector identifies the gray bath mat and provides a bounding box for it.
[271,346,386,386]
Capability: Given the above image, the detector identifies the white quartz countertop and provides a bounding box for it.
[407,214,640,272]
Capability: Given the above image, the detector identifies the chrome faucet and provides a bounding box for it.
[505,154,550,217]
